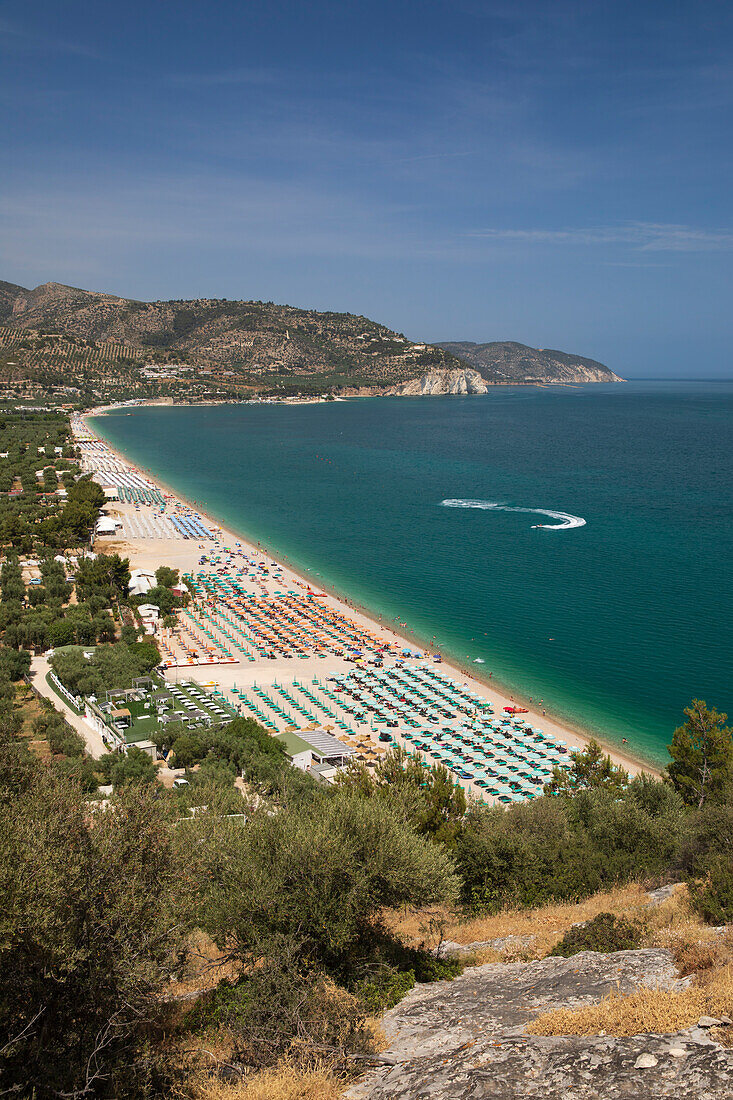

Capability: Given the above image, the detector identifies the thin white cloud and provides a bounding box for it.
[0,170,450,278]
[395,150,479,164]
[467,222,733,252]
[0,16,100,59]
[161,68,279,88]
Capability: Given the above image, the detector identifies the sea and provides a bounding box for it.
[90,380,733,767]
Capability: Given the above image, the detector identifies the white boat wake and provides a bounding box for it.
[440,499,586,530]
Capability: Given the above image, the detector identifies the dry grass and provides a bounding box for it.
[524,889,733,1039]
[527,964,733,1038]
[387,882,655,960]
[641,891,730,960]
[183,1061,347,1100]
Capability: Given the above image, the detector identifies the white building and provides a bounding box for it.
[95,517,120,536]
[129,569,156,596]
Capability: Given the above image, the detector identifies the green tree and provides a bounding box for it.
[337,744,466,845]
[75,553,130,604]
[184,790,458,974]
[0,776,184,1096]
[49,619,75,648]
[33,706,85,758]
[677,801,733,922]
[544,738,628,796]
[155,565,179,588]
[0,648,31,682]
[99,746,157,787]
[92,611,116,643]
[666,700,733,808]
[126,639,161,671]
[42,465,58,492]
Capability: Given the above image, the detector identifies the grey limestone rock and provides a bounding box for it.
[434,934,536,958]
[349,949,733,1099]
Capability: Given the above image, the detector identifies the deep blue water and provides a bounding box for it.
[91,381,733,765]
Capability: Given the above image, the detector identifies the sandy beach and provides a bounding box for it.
[77,408,655,783]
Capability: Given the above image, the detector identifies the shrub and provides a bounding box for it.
[33,705,85,757]
[549,912,642,957]
[0,776,184,1095]
[677,802,733,923]
[47,722,85,758]
[353,966,416,1013]
[343,927,462,1014]
[182,790,459,975]
[99,746,157,787]
[190,945,375,1071]
[688,859,733,924]
[456,786,684,914]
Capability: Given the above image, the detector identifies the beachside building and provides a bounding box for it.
[129,569,156,596]
[276,727,356,780]
[137,605,160,634]
[95,517,120,536]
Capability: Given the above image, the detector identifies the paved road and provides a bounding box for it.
[29,656,107,758]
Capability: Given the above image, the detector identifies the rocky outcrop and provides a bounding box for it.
[353,1032,733,1099]
[349,949,733,1099]
[381,368,491,395]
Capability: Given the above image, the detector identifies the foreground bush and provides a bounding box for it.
[549,912,642,957]
[456,781,685,912]
[677,801,733,923]
[184,789,459,973]
[191,945,375,1071]
[0,771,185,1098]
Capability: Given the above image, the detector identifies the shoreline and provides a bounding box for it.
[82,405,659,778]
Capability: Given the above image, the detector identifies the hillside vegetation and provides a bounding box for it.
[0,280,621,401]
[0,280,456,398]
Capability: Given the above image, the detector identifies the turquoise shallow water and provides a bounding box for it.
[91,381,733,766]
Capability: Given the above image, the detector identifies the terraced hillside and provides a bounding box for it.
[0,280,459,396]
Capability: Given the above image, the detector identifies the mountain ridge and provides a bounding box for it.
[437,340,624,384]
[0,279,623,397]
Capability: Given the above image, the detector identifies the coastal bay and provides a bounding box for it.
[89,380,733,767]
[78,418,646,788]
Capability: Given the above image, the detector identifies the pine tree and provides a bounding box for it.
[666,700,733,808]
[545,738,628,795]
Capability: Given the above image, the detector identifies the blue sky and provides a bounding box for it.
[2,0,732,376]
